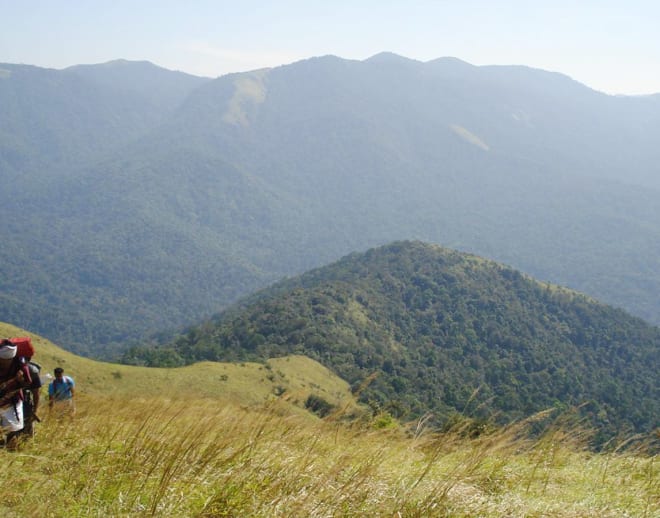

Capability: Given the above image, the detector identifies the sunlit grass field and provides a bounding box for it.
[1,323,657,517]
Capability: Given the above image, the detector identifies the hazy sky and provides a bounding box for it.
[2,1,659,95]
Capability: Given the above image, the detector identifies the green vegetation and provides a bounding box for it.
[1,323,657,517]
[2,57,660,356]
[128,242,659,445]
[2,56,657,515]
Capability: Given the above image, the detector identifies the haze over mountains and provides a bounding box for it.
[1,54,659,354]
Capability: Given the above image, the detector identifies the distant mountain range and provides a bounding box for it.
[125,241,659,443]
[1,54,659,354]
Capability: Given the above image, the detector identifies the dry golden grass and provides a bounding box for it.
[0,395,656,517]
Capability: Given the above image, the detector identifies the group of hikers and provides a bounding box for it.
[0,337,75,449]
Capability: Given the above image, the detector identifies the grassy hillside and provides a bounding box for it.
[0,322,355,412]
[134,242,659,445]
[0,323,657,516]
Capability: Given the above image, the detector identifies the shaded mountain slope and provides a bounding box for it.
[135,242,659,443]
[0,61,207,187]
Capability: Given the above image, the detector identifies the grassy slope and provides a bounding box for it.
[1,322,657,517]
[0,322,355,410]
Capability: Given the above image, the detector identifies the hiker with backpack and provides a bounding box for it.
[48,367,75,417]
[0,339,31,448]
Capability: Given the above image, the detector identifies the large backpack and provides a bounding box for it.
[0,336,35,409]
[9,336,35,360]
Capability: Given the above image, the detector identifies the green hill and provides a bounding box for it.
[129,242,659,444]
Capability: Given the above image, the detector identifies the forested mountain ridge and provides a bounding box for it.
[1,54,660,355]
[126,242,659,443]
[0,61,209,186]
[65,59,210,109]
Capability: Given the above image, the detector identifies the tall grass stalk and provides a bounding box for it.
[1,394,656,517]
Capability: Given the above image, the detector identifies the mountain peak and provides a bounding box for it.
[364,52,419,65]
[66,58,157,71]
[98,58,155,67]
[66,59,208,78]
[425,56,475,68]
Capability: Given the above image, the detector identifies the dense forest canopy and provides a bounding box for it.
[125,242,659,444]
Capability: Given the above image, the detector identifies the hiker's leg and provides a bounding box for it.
[21,419,34,437]
[23,401,34,434]
[5,430,20,450]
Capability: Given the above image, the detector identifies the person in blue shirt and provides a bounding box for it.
[48,367,75,417]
